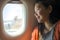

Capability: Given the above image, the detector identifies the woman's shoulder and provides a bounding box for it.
[55,20,60,31]
[32,26,38,34]
[31,26,38,40]
[56,20,60,27]
[54,20,60,40]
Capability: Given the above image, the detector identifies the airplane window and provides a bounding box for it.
[3,3,26,37]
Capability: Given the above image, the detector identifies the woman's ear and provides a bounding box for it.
[48,5,52,14]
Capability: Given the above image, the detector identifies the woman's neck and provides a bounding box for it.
[44,20,53,31]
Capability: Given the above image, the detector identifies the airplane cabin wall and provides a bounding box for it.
[0,0,37,40]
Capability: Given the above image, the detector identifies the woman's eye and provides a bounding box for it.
[36,8,39,10]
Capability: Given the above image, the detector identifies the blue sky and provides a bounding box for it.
[3,3,26,21]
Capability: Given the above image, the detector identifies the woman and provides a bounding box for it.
[31,0,60,40]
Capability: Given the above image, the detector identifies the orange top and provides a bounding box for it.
[31,27,38,40]
[31,21,60,40]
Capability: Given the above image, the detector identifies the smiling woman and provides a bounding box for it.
[2,2,26,37]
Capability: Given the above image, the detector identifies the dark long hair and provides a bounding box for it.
[35,0,60,24]
[35,0,60,34]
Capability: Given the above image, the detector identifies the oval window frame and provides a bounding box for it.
[2,0,27,37]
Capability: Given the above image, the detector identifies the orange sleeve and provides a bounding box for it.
[54,21,60,40]
[31,27,38,40]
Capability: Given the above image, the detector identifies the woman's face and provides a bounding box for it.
[34,3,51,23]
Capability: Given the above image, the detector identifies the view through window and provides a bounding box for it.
[3,3,26,37]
